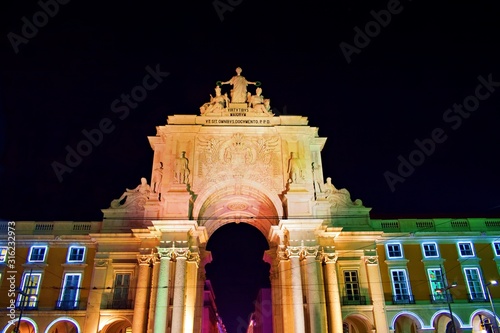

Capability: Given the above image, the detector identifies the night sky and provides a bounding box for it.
[1,1,500,332]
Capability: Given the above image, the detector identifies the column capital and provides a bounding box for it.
[364,255,379,265]
[187,251,200,266]
[301,246,320,260]
[137,253,154,266]
[158,247,174,259]
[277,245,290,261]
[321,251,338,264]
[172,248,189,260]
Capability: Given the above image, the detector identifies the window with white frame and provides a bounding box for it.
[387,243,403,258]
[28,246,47,262]
[464,267,486,300]
[391,269,412,302]
[0,247,7,262]
[17,272,42,308]
[422,242,439,258]
[458,242,475,257]
[428,268,446,300]
[67,246,86,262]
[57,273,82,309]
[493,242,500,256]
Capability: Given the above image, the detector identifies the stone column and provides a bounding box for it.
[133,253,153,333]
[171,248,188,333]
[278,246,295,333]
[364,254,389,333]
[289,246,306,333]
[154,248,173,333]
[302,246,327,333]
[84,259,109,333]
[265,249,283,333]
[147,253,161,333]
[183,250,200,333]
[322,251,342,333]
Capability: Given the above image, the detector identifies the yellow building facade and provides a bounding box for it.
[1,70,499,333]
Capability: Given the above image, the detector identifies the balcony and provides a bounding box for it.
[392,294,415,304]
[342,295,367,305]
[467,292,488,302]
[104,299,134,309]
[430,293,454,304]
[16,301,38,310]
[55,300,84,310]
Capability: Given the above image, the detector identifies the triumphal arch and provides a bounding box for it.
[89,68,387,333]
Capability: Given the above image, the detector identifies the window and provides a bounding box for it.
[428,268,446,301]
[464,267,485,300]
[387,243,403,258]
[422,242,439,258]
[458,242,474,257]
[344,270,360,301]
[112,273,131,308]
[28,246,47,262]
[391,269,413,303]
[493,242,500,256]
[67,246,86,262]
[57,273,81,310]
[0,247,7,262]
[17,272,42,309]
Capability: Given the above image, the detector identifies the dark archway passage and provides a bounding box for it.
[205,222,271,333]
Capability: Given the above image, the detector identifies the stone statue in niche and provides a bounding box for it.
[174,151,190,184]
[220,67,257,103]
[323,177,363,207]
[200,86,230,114]
[287,152,304,183]
[110,177,151,208]
[152,162,163,193]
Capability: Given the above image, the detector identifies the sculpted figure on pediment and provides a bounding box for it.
[287,152,304,184]
[200,86,230,115]
[174,151,190,184]
[323,177,363,207]
[220,67,257,103]
[110,177,151,209]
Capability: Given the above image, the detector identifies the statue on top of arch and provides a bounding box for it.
[318,177,364,208]
[199,67,274,116]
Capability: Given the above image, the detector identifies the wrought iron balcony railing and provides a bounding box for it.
[392,294,415,304]
[342,295,367,305]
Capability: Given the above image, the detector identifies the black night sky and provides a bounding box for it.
[1,1,500,332]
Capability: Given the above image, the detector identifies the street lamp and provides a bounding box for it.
[485,280,498,333]
[436,282,458,333]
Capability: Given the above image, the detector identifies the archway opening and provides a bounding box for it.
[205,222,271,333]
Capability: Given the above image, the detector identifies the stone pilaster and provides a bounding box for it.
[278,246,295,333]
[147,252,161,333]
[364,252,389,333]
[322,250,342,333]
[84,258,110,333]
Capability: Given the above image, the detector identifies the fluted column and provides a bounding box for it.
[322,251,342,333]
[289,246,306,333]
[171,248,189,333]
[133,253,153,333]
[154,248,174,333]
[302,246,327,332]
[183,250,200,332]
[364,254,389,333]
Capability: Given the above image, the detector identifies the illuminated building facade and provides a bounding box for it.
[1,69,499,333]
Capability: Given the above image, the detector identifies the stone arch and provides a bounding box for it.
[391,311,424,333]
[1,317,38,333]
[342,313,373,333]
[193,180,283,239]
[45,317,80,333]
[99,317,132,333]
[470,309,497,333]
[431,310,464,333]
